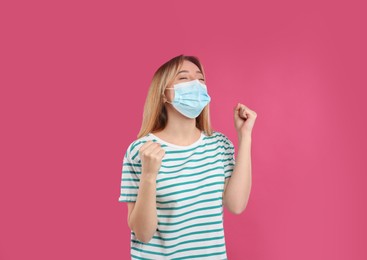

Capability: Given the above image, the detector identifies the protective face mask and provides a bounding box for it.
[165,79,211,119]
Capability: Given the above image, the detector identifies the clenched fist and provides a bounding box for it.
[139,140,166,178]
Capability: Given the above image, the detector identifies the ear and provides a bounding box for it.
[161,93,167,103]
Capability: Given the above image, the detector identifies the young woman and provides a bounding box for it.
[119,55,257,259]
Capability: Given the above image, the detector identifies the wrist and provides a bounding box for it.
[141,173,157,183]
[238,131,252,141]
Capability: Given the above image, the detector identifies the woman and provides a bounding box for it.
[119,54,257,259]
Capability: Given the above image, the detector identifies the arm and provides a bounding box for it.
[127,174,158,243]
[127,140,165,243]
[223,133,252,214]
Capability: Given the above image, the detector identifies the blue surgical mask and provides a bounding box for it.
[165,79,211,119]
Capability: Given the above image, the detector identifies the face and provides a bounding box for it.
[163,60,205,103]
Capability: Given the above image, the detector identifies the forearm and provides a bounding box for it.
[224,133,252,214]
[129,174,158,243]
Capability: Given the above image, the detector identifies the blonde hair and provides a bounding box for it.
[137,55,213,139]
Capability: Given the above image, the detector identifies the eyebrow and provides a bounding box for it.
[177,70,204,76]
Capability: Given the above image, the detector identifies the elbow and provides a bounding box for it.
[231,207,245,215]
[129,221,158,244]
[135,226,157,243]
[229,201,248,215]
[224,200,245,215]
[136,233,154,244]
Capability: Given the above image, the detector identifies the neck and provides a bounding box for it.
[164,116,200,138]
[157,104,201,138]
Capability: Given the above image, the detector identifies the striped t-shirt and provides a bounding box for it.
[118,130,236,260]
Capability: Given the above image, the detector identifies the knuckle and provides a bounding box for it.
[152,156,159,161]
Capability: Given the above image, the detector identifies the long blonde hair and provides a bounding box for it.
[137,55,213,139]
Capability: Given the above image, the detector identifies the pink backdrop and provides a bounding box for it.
[1,0,366,259]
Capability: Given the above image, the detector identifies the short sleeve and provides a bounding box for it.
[223,136,236,179]
[118,143,142,203]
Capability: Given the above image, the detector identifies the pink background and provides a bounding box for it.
[1,0,366,259]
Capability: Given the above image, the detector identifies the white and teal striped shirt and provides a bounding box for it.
[119,131,236,260]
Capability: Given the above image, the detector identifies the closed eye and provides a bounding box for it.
[179,77,205,82]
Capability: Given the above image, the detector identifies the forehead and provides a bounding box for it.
[179,60,201,71]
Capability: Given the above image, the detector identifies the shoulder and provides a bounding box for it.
[208,130,235,148]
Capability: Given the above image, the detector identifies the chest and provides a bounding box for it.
[155,148,225,205]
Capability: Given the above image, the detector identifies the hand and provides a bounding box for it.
[139,141,166,179]
[234,102,257,137]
